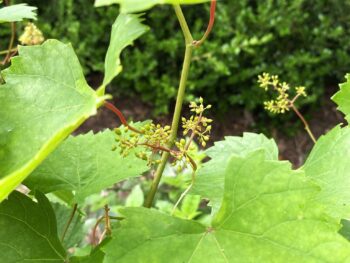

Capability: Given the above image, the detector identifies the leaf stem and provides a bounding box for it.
[193,0,217,47]
[92,216,105,246]
[60,203,78,242]
[172,169,196,215]
[104,101,143,134]
[1,22,16,65]
[0,47,17,55]
[104,205,112,235]
[290,104,316,143]
[144,6,194,208]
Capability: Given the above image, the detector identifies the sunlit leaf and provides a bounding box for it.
[0,4,37,23]
[101,13,148,90]
[191,133,278,213]
[100,151,350,262]
[25,130,149,204]
[95,0,209,13]
[0,40,103,202]
[303,125,350,219]
[332,73,350,122]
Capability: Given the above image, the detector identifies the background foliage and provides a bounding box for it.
[4,0,350,116]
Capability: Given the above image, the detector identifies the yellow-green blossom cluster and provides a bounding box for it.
[258,72,307,114]
[114,123,171,166]
[181,97,212,147]
[19,23,44,46]
[114,126,140,158]
[112,98,213,170]
[141,123,171,146]
[295,86,307,97]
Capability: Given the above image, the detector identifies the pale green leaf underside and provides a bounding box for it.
[0,191,66,262]
[303,125,350,219]
[95,0,209,13]
[101,151,350,262]
[25,130,149,204]
[102,13,148,88]
[0,40,100,202]
[332,74,350,122]
[0,4,37,23]
[192,133,278,212]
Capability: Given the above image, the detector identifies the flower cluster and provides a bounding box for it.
[141,123,171,146]
[112,98,212,169]
[258,72,307,114]
[19,23,44,46]
[181,97,212,147]
[114,123,170,166]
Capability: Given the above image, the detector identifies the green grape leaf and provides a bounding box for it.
[0,4,37,23]
[53,202,84,250]
[25,130,149,204]
[125,185,144,207]
[339,219,350,241]
[94,0,118,7]
[70,240,110,263]
[102,13,148,89]
[332,74,350,122]
[191,133,278,212]
[94,0,209,13]
[100,151,350,262]
[0,191,66,262]
[0,40,103,202]
[175,194,201,220]
[303,125,350,219]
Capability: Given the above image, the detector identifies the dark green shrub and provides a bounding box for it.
[4,0,350,115]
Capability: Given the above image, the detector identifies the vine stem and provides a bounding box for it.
[104,101,143,134]
[0,48,17,55]
[290,104,316,143]
[173,5,193,43]
[92,216,105,246]
[172,170,196,215]
[1,22,16,65]
[194,0,216,47]
[61,203,78,242]
[144,5,194,208]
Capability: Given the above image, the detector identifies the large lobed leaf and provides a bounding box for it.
[102,13,149,88]
[0,40,102,202]
[191,133,278,213]
[99,150,350,262]
[303,125,350,219]
[0,4,37,23]
[332,73,350,122]
[95,0,209,13]
[0,191,66,262]
[25,130,149,204]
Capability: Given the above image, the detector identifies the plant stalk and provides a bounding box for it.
[0,48,17,55]
[1,22,16,65]
[144,6,194,208]
[173,5,193,44]
[61,203,78,242]
[291,104,316,143]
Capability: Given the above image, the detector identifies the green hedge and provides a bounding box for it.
[5,0,350,115]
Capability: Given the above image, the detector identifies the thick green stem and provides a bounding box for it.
[173,5,193,44]
[144,6,194,208]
